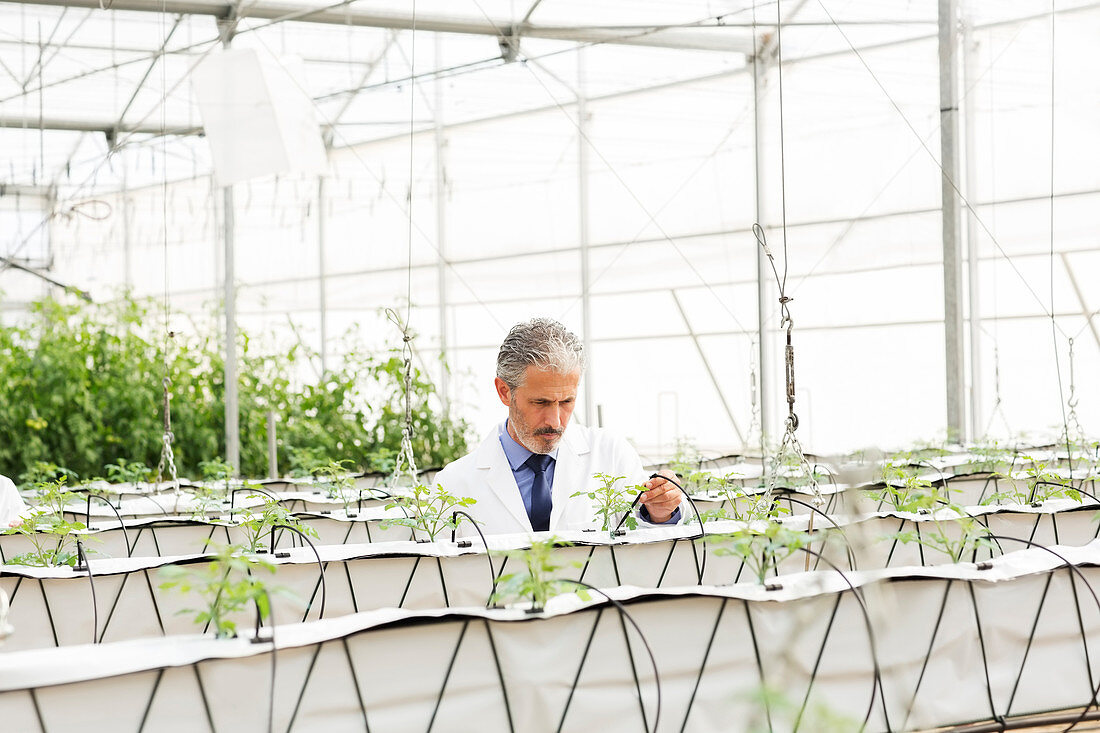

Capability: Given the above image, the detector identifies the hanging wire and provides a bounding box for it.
[1064,338,1085,446]
[377,5,423,493]
[747,337,761,451]
[754,223,822,508]
[814,0,1066,333]
[386,308,419,490]
[982,343,1011,438]
[155,0,179,497]
[1046,1,1074,474]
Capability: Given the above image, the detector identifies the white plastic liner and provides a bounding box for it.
[2,542,1100,731]
[4,506,1100,653]
[1,507,415,561]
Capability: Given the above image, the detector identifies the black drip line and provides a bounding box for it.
[554,582,663,733]
[269,524,328,624]
[74,539,97,645]
[83,494,132,557]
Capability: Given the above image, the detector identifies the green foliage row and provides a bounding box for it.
[0,296,469,480]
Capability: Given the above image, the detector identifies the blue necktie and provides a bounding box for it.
[525,453,554,531]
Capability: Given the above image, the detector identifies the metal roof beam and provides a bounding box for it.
[4,0,755,53]
[0,113,201,135]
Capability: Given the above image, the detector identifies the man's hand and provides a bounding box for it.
[639,470,682,524]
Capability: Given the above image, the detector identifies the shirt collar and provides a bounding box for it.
[498,420,559,470]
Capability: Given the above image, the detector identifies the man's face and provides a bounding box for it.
[495,366,580,454]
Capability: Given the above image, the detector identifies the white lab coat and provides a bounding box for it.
[0,474,28,526]
[434,422,678,537]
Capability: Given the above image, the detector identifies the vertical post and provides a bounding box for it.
[752,45,772,449]
[267,410,278,478]
[578,48,594,427]
[317,175,328,375]
[220,27,240,475]
[434,33,450,414]
[224,184,239,475]
[939,0,966,443]
[122,164,133,291]
[962,17,982,440]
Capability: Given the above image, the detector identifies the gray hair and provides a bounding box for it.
[496,318,586,389]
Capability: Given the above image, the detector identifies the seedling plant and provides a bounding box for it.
[312,460,359,515]
[191,458,235,518]
[572,473,641,534]
[984,460,1079,506]
[383,482,477,541]
[17,461,77,491]
[2,477,89,567]
[239,495,316,553]
[889,510,996,564]
[158,542,298,638]
[708,523,811,584]
[869,462,953,513]
[688,478,786,525]
[490,538,590,611]
[105,458,150,488]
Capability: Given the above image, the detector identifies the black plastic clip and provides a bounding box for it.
[976,561,993,570]
[765,581,783,591]
[457,540,472,548]
[275,551,290,559]
[611,529,626,537]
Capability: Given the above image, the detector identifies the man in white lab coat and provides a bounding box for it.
[0,474,28,527]
[435,318,682,537]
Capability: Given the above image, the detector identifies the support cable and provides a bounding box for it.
[385,308,419,490]
[754,224,822,508]
[814,0,1066,331]
[1046,1,1074,478]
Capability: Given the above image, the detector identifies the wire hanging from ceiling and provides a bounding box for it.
[154,0,179,499]
[1046,0,1074,472]
[388,4,421,492]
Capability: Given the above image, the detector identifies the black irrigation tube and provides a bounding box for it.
[448,509,499,601]
[610,473,708,583]
[654,474,708,583]
[981,536,1100,733]
[269,524,327,623]
[83,494,133,557]
[792,547,891,733]
[74,539,98,645]
[1022,482,1100,543]
[1032,480,1099,506]
[878,498,1006,567]
[562,580,662,733]
[916,458,950,492]
[136,494,171,517]
[248,588,277,733]
[228,486,284,522]
[778,495,859,572]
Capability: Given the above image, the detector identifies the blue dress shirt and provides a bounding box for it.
[498,422,558,520]
[497,421,680,526]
